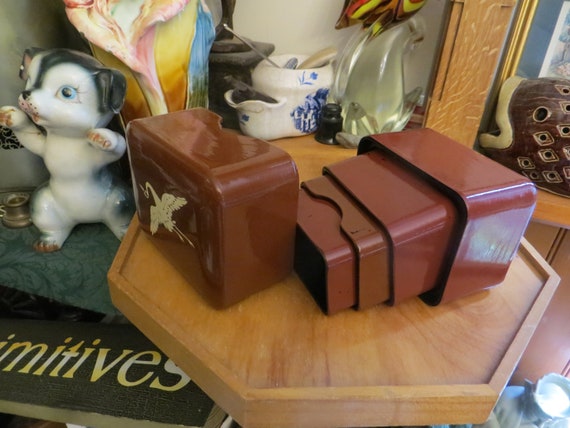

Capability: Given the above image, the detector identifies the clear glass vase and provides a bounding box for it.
[330,16,425,135]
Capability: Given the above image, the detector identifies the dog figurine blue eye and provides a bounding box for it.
[0,47,134,252]
[59,86,78,101]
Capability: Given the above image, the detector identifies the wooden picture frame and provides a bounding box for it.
[540,1,570,78]
[500,0,570,80]
[422,0,517,149]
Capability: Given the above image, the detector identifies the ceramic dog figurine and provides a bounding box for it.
[0,48,134,252]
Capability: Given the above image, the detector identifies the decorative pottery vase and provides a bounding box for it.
[480,76,570,198]
[64,0,216,125]
[226,54,333,140]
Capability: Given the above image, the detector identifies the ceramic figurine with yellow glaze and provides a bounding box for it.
[63,0,216,123]
[0,48,134,252]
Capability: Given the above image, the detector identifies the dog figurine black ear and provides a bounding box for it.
[95,69,127,114]
[18,47,44,81]
[0,48,134,252]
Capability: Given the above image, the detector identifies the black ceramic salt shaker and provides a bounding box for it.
[315,103,343,145]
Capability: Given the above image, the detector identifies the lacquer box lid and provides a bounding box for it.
[126,108,299,308]
[295,128,537,314]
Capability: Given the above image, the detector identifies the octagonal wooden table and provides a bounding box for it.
[108,135,559,428]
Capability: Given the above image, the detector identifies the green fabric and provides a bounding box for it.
[0,220,121,315]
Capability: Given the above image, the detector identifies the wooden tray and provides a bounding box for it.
[108,136,560,427]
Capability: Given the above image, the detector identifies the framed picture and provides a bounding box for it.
[504,0,569,79]
[540,1,570,77]
[479,0,570,228]
[482,0,570,125]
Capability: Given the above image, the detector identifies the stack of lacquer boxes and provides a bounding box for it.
[127,109,536,315]
[296,128,537,314]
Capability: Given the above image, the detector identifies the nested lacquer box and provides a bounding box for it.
[295,128,537,314]
[126,108,299,308]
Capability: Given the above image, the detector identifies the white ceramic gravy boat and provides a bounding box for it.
[225,54,334,140]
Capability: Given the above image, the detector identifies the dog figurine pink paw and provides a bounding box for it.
[0,48,134,252]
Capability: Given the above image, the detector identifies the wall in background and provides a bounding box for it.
[233,0,354,56]
[231,0,450,106]
[0,0,86,105]
[0,0,87,191]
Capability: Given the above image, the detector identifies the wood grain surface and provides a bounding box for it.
[108,135,560,427]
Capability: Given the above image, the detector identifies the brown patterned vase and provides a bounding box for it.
[480,76,570,197]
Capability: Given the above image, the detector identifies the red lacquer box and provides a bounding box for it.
[126,109,299,308]
[296,175,391,314]
[295,128,537,314]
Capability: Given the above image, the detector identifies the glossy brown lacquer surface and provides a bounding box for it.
[109,134,560,427]
[360,129,538,304]
[296,128,537,311]
[296,175,390,314]
[324,150,458,306]
[126,109,299,308]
